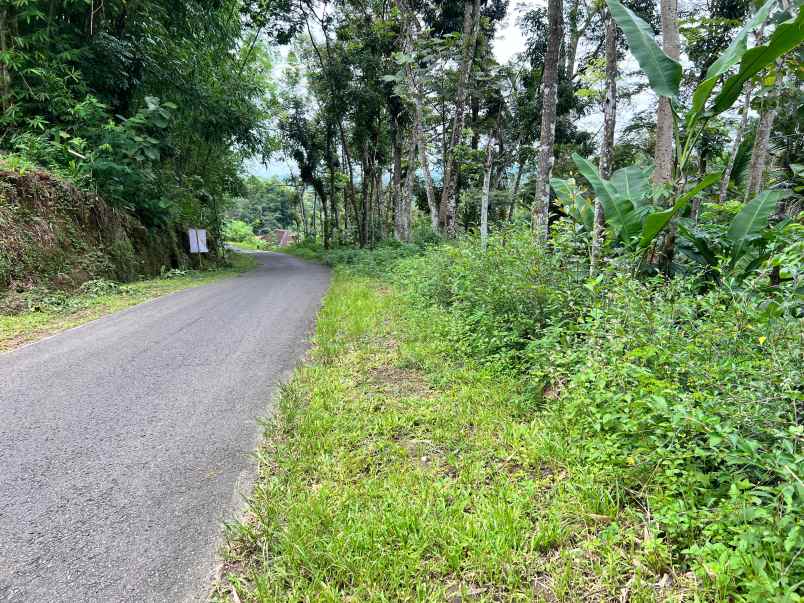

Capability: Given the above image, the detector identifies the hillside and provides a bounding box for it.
[0,168,196,302]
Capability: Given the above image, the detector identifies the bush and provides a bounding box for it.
[222,220,267,250]
[392,225,803,600]
[223,220,256,243]
[285,238,427,278]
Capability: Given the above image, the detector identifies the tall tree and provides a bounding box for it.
[653,0,680,187]
[439,0,482,237]
[654,0,680,273]
[531,0,564,241]
[591,7,617,275]
[480,125,498,251]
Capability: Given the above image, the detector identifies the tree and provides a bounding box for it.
[653,0,680,188]
[590,7,617,276]
[531,0,564,242]
[439,0,482,238]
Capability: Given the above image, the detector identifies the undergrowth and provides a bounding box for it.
[218,227,802,602]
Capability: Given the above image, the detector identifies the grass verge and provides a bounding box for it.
[0,252,257,352]
[214,269,699,602]
[227,239,269,251]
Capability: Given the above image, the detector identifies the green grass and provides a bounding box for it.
[227,238,269,251]
[214,270,698,602]
[0,252,257,352]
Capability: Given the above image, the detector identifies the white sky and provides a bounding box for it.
[492,2,533,64]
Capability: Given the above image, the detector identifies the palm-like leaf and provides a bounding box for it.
[606,0,682,98]
[727,189,791,262]
[711,10,804,115]
[610,165,654,207]
[689,0,776,118]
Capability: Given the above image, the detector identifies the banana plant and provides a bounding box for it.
[565,153,721,253]
[565,0,803,263]
[609,0,803,175]
[679,189,793,280]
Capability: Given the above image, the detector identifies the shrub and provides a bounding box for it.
[391,225,803,600]
[223,220,256,243]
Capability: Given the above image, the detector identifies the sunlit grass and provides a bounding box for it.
[214,271,694,602]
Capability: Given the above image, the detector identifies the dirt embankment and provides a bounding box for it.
[0,169,195,295]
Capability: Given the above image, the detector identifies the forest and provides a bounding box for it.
[1,0,802,601]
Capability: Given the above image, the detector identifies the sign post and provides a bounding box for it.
[188,228,208,268]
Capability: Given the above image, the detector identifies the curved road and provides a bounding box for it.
[0,252,329,602]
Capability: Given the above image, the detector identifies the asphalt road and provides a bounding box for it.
[0,252,330,602]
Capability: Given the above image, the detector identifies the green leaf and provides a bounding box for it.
[638,172,721,248]
[143,147,160,161]
[572,153,616,206]
[552,177,594,231]
[689,0,776,117]
[711,10,804,115]
[550,177,576,203]
[639,208,675,249]
[610,165,653,205]
[606,0,682,98]
[678,223,719,266]
[573,153,642,244]
[727,189,791,260]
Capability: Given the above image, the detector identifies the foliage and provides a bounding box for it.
[219,233,802,600]
[392,229,803,600]
[1,0,274,232]
[561,0,803,277]
[226,176,298,234]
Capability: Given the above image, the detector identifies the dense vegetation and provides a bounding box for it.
[4,0,802,600]
[0,0,273,266]
[216,1,802,597]
[219,235,801,600]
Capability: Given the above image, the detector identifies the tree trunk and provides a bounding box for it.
[655,0,680,274]
[719,86,752,203]
[396,0,439,234]
[565,0,581,81]
[746,95,777,200]
[508,161,523,221]
[591,8,617,276]
[416,108,439,233]
[0,6,10,114]
[337,124,362,245]
[311,190,317,237]
[298,184,308,238]
[653,0,679,187]
[743,12,787,202]
[480,134,495,251]
[396,135,416,242]
[531,0,563,242]
[392,127,405,241]
[438,0,481,238]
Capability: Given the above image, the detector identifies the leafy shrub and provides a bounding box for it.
[396,228,590,367]
[223,220,267,250]
[285,239,426,278]
[392,225,803,600]
[223,220,256,242]
[78,279,120,296]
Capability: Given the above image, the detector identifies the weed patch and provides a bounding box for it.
[215,270,710,602]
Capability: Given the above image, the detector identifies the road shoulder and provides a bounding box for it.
[0,253,257,353]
